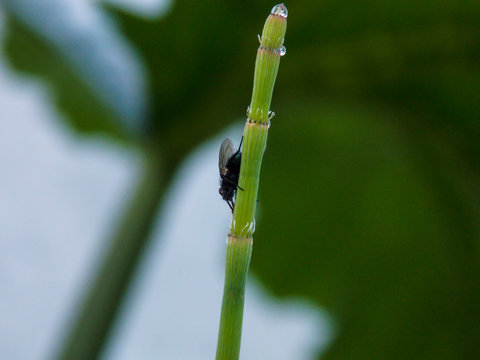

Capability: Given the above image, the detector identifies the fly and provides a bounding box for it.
[218,137,243,211]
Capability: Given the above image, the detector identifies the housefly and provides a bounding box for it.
[218,137,243,211]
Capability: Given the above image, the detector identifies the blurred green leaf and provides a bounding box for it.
[253,101,480,359]
[281,1,480,162]
[2,16,129,140]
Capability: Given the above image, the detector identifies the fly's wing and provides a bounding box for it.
[219,138,234,175]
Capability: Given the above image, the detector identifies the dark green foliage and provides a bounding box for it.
[254,101,480,359]
[3,0,480,358]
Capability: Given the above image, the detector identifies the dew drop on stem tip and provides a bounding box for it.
[271,3,288,18]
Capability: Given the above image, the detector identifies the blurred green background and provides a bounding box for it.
[2,0,479,359]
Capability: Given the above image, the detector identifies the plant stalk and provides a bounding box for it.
[57,147,169,360]
[216,4,287,359]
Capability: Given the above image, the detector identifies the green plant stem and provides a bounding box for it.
[216,4,287,359]
[57,147,169,360]
[216,239,253,359]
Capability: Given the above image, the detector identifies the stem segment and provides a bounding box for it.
[216,4,287,359]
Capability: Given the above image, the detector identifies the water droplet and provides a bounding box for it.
[271,3,288,18]
[279,45,286,56]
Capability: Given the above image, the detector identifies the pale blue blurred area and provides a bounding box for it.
[0,1,332,359]
[0,40,141,360]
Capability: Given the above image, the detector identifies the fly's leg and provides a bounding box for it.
[221,175,244,191]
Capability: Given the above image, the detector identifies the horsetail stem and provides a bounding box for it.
[216,4,287,359]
